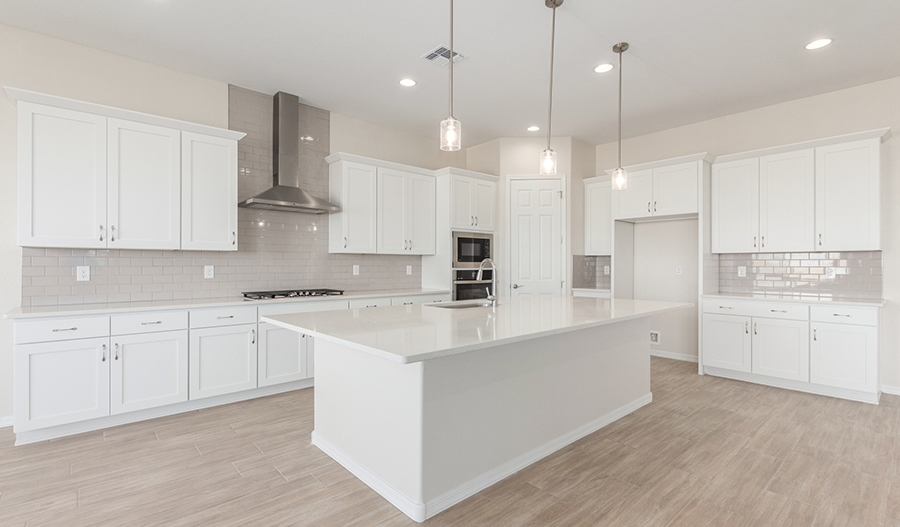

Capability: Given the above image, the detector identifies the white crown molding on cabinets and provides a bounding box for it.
[604,152,714,175]
[324,153,436,177]
[4,87,246,141]
[433,167,499,182]
[712,128,891,164]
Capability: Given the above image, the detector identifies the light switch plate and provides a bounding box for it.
[604,266,610,276]
[675,266,683,276]
[406,265,412,275]
[204,265,214,279]
[738,266,747,278]
[650,331,661,345]
[353,265,360,276]
[76,266,90,282]
[825,267,836,279]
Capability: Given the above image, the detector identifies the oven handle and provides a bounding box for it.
[453,280,494,285]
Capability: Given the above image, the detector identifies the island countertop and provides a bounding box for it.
[262,296,691,364]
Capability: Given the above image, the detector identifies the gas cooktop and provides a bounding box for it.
[242,288,345,301]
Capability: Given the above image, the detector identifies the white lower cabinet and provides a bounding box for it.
[811,322,878,393]
[14,337,110,432]
[189,323,258,400]
[751,318,809,382]
[258,322,308,388]
[702,314,752,372]
[110,330,189,415]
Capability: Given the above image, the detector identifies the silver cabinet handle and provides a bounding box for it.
[232,231,236,246]
[754,322,758,335]
[819,234,823,246]
[719,306,733,310]
[141,321,162,325]
[471,216,475,226]
[648,202,651,213]
[111,225,116,242]
[761,235,765,248]
[102,344,107,362]
[114,343,119,361]
[366,305,377,308]
[99,225,104,242]
[403,302,414,306]
[344,236,348,249]
[52,327,78,332]
[251,329,256,344]
[217,315,234,320]
[833,314,852,318]
[475,216,478,226]
[753,236,757,248]
[653,201,658,212]
[745,321,749,334]
[813,328,817,341]
[770,310,787,313]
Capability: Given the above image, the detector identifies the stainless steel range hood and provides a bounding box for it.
[238,92,339,214]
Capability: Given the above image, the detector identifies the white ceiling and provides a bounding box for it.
[2,0,900,146]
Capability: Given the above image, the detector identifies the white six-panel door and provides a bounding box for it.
[17,102,108,248]
[376,167,408,254]
[751,318,810,382]
[181,132,238,251]
[613,169,653,220]
[189,324,258,400]
[758,149,815,252]
[110,330,189,414]
[815,139,881,251]
[509,179,562,298]
[702,314,751,372]
[711,158,759,253]
[108,119,181,250]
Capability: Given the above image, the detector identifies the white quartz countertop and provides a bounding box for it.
[262,297,691,364]
[702,293,884,308]
[4,289,451,320]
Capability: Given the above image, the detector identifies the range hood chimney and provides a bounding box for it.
[238,92,340,214]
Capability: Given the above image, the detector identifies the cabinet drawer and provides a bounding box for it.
[810,305,879,327]
[15,316,110,345]
[703,299,755,317]
[111,311,188,336]
[190,306,257,328]
[349,297,392,309]
[752,303,809,321]
[391,294,451,306]
[258,299,350,318]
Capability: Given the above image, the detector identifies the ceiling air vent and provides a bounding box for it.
[423,46,466,67]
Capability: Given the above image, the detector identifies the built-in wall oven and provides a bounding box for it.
[453,269,494,301]
[453,231,492,269]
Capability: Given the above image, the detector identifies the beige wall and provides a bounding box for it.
[0,24,231,420]
[329,112,466,170]
[597,75,900,387]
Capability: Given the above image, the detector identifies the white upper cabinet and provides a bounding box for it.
[584,177,611,256]
[652,162,699,216]
[376,168,436,255]
[473,179,497,231]
[613,169,653,220]
[181,132,239,251]
[108,119,181,250]
[758,149,815,252]
[17,102,108,248]
[329,159,378,254]
[407,173,437,254]
[815,138,881,251]
[450,174,496,232]
[711,158,759,253]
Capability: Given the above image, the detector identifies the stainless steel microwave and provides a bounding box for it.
[452,231,493,268]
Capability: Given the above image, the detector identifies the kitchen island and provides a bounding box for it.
[262,296,690,522]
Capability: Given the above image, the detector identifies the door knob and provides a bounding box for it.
[512,284,522,289]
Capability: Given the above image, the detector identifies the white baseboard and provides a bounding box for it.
[0,416,12,429]
[704,366,879,404]
[881,385,900,396]
[313,392,654,523]
[651,350,698,363]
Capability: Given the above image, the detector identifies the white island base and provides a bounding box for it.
[311,317,653,522]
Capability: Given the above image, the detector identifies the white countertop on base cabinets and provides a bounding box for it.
[701,293,884,308]
[5,289,452,320]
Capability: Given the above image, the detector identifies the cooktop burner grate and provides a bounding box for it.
[242,288,345,300]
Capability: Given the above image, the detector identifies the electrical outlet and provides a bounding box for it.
[604,266,610,276]
[675,266,683,276]
[76,266,90,282]
[737,266,747,278]
[353,265,360,276]
[650,331,661,345]
[406,265,412,275]
[825,267,836,279]
[204,265,214,279]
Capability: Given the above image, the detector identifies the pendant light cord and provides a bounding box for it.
[546,5,557,151]
[449,0,454,118]
[617,46,623,169]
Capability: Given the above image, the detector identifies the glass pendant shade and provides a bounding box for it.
[612,167,627,190]
[540,148,558,175]
[440,117,461,151]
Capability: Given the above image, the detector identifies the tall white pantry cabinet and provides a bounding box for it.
[10,88,244,251]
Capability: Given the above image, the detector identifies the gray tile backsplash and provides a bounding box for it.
[21,85,422,307]
[573,255,612,290]
[718,252,882,300]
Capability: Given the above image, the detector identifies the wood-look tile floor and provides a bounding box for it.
[2,357,899,526]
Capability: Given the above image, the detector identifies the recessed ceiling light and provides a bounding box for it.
[594,63,614,73]
[399,78,417,87]
[805,38,832,50]
[527,126,540,132]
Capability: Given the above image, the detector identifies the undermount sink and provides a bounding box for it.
[425,300,495,309]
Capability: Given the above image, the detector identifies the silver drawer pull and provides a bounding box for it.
[719,306,733,310]
[52,327,77,332]
[141,321,163,325]
[114,343,119,361]
[217,315,234,320]
[366,305,377,308]
[833,314,852,318]
[403,302,414,306]
[770,310,787,313]
[102,344,107,362]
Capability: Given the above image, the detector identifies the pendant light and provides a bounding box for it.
[540,0,563,175]
[611,42,629,190]
[440,0,461,151]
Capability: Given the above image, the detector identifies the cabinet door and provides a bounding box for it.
[258,322,308,387]
[14,337,110,432]
[711,158,759,253]
[18,102,107,248]
[473,179,497,231]
[110,330,188,415]
[189,324,258,400]
[408,174,436,254]
[376,167,408,254]
[181,132,238,251]
[108,119,181,250]
[450,175,475,230]
[810,322,878,392]
[759,150,815,252]
[612,169,653,220]
[584,180,611,255]
[815,139,881,251]
[702,314,751,372]
[341,161,378,253]
[751,318,809,382]
[652,162,698,216]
